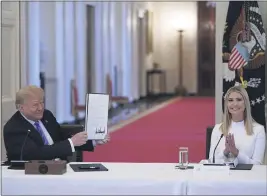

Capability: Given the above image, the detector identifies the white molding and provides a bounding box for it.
[20,2,28,87]
[1,1,21,161]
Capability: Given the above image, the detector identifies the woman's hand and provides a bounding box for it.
[224,135,231,157]
[226,133,239,157]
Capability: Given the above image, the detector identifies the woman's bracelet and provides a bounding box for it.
[224,151,230,157]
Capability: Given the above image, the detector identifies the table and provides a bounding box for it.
[2,162,187,195]
[2,163,267,195]
[186,165,267,195]
[146,69,166,97]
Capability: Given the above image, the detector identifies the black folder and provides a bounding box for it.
[203,163,253,170]
[70,163,108,172]
[230,164,253,170]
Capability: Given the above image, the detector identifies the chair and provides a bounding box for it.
[70,76,129,122]
[106,74,129,105]
[206,126,214,159]
[60,124,84,162]
[70,79,86,123]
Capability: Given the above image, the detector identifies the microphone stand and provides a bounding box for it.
[212,134,223,163]
[9,130,31,169]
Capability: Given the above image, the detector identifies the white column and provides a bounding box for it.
[27,2,40,86]
[122,2,133,100]
[20,2,28,87]
[55,2,65,123]
[94,2,104,93]
[131,3,139,100]
[116,3,124,96]
[215,2,229,123]
[121,2,127,97]
[63,1,75,122]
[39,2,57,114]
[110,2,117,95]
[102,2,110,94]
[74,2,86,118]
[39,2,56,77]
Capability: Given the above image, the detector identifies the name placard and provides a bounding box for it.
[193,164,230,177]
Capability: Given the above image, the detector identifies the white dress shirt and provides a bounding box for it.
[21,113,75,152]
[209,121,266,165]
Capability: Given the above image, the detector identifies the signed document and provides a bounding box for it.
[85,93,109,140]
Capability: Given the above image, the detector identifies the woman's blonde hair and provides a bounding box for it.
[220,85,254,136]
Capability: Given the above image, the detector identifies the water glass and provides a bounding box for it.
[178,147,189,169]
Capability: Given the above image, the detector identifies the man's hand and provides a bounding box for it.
[71,131,88,146]
[95,133,110,145]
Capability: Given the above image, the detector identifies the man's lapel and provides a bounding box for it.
[17,112,44,145]
[41,116,56,140]
[41,118,51,133]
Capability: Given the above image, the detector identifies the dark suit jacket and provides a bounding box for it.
[3,109,94,161]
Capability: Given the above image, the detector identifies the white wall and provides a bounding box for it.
[1,2,21,161]
[215,2,267,123]
[151,2,198,94]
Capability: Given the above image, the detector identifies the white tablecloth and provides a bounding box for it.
[2,162,187,195]
[2,162,266,195]
[186,165,267,195]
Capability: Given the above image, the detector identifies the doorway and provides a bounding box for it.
[86,5,95,93]
[197,1,216,96]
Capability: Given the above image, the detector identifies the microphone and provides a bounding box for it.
[9,130,31,169]
[20,130,31,160]
[212,134,223,163]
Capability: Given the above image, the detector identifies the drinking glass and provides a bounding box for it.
[178,147,189,169]
[227,152,235,162]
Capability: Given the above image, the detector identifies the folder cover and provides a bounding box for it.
[230,164,253,170]
[70,163,108,172]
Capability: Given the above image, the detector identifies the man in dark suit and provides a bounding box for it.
[3,85,110,161]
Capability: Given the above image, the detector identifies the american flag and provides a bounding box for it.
[228,41,249,70]
[223,1,266,127]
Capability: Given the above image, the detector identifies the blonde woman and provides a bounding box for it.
[209,85,266,165]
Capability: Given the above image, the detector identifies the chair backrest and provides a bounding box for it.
[70,79,79,118]
[60,124,84,138]
[60,124,84,162]
[106,74,113,96]
[206,126,214,159]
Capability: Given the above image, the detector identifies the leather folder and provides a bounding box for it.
[70,163,108,172]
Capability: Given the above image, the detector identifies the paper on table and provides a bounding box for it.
[85,93,109,140]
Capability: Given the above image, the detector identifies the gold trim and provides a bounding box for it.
[249,52,265,61]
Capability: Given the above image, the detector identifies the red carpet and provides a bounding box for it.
[84,97,215,163]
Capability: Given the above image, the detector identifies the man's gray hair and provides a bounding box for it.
[15,85,44,109]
